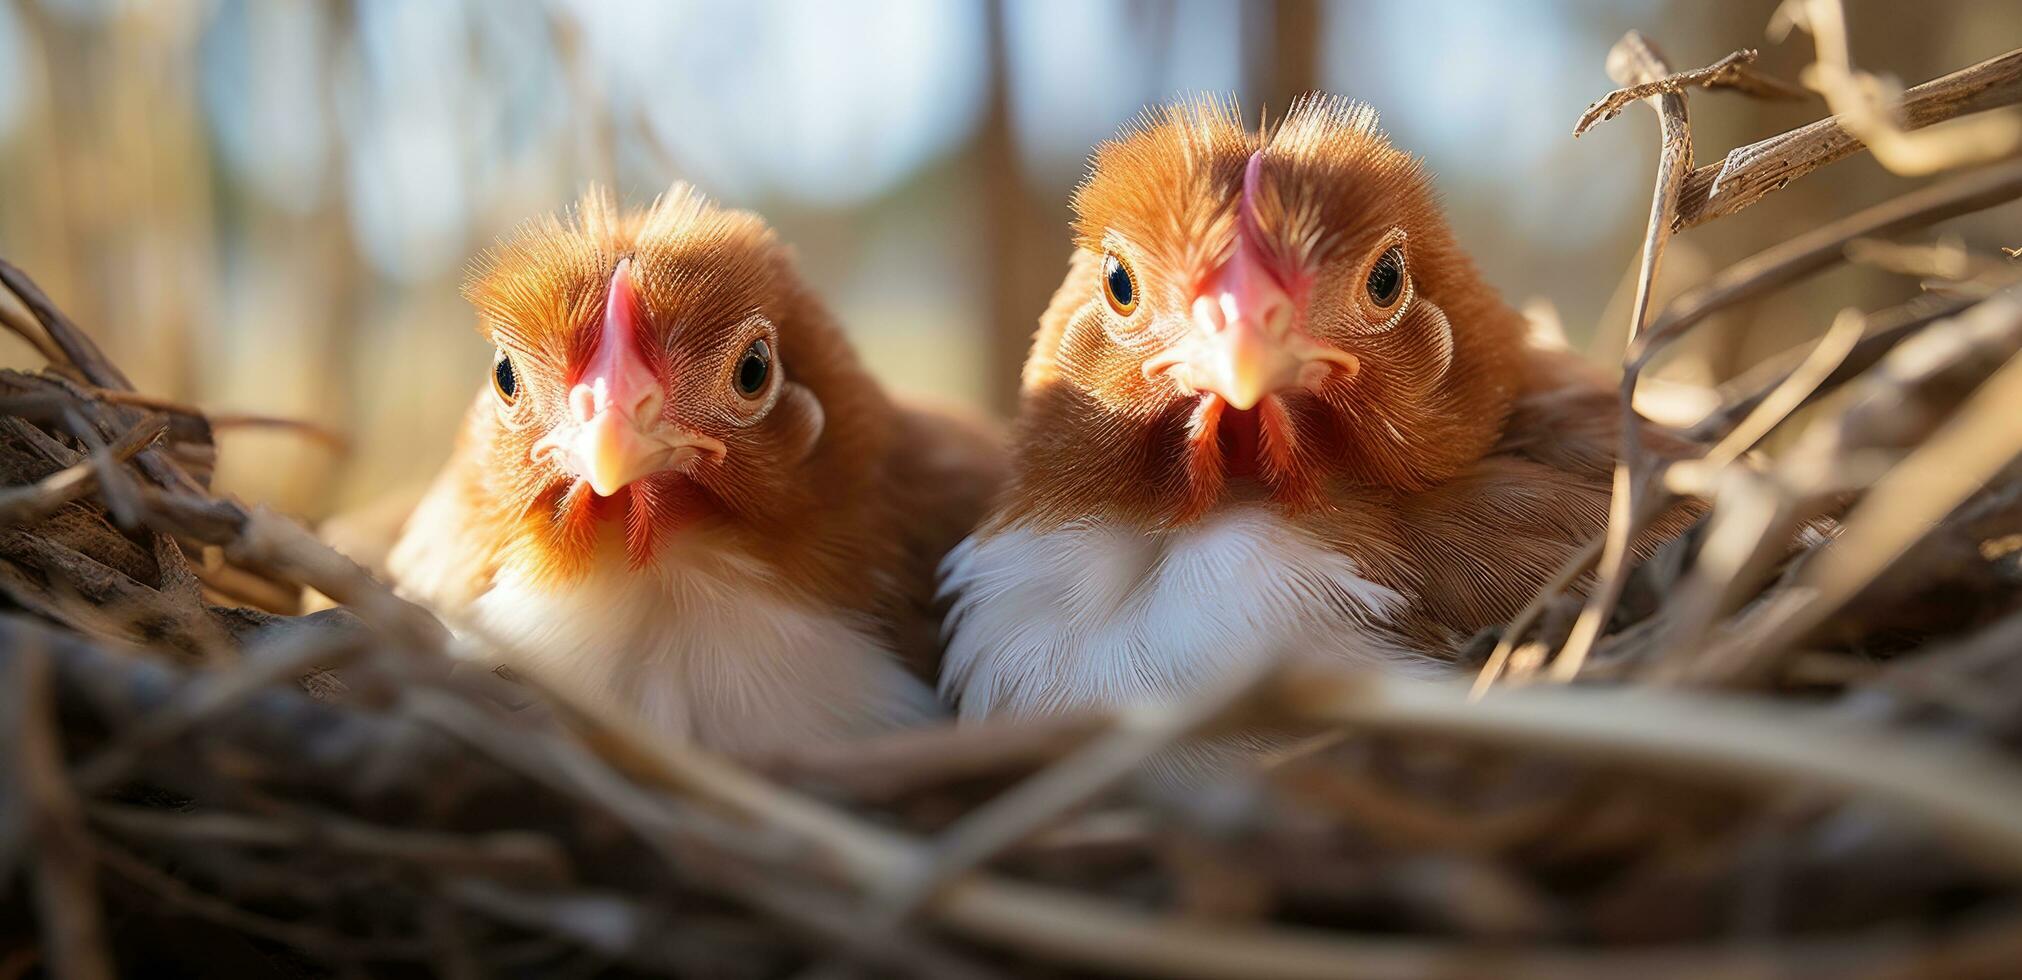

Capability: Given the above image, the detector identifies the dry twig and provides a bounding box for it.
[1574,47,1804,137]
[1776,0,2022,176]
[1675,46,2022,228]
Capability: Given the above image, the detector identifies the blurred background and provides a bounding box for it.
[0,0,2015,519]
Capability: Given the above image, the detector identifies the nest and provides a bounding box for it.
[4,14,2022,980]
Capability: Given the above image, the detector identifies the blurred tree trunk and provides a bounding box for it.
[1248,0,1321,119]
[209,2,362,517]
[13,0,91,347]
[976,0,1067,415]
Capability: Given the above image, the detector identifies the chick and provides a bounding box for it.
[940,98,1692,722]
[388,186,1003,752]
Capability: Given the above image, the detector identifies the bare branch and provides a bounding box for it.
[1574,47,1804,137]
[1676,48,2022,229]
[1781,0,2022,176]
[1546,31,1694,684]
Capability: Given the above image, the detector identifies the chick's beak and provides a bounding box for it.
[569,404,700,498]
[1186,280,1304,412]
[1143,234,1358,410]
[534,258,723,496]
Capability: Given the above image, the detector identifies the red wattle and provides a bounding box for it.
[1218,406,1264,479]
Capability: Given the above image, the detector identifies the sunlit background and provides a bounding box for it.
[0,0,2015,518]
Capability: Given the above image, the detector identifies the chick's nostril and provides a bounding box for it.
[566,377,663,428]
[629,387,665,424]
[1239,293,1295,342]
[568,383,600,424]
[1263,297,1293,333]
[1191,295,1228,334]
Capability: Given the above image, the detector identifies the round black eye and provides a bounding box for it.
[1101,252,1137,316]
[492,351,518,405]
[1366,245,1406,309]
[735,339,771,397]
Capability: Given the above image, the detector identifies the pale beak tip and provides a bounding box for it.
[1220,364,1274,411]
[574,411,650,497]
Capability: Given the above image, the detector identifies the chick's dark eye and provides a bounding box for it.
[492,352,518,405]
[735,339,771,397]
[1366,246,1406,309]
[1102,252,1137,316]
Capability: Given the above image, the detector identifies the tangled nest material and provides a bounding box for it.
[5,13,2022,980]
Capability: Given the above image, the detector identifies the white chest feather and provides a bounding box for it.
[938,505,1433,721]
[467,535,935,753]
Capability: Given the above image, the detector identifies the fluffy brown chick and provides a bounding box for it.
[387,185,1003,752]
[940,97,1694,723]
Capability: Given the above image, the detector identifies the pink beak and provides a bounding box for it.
[535,259,723,496]
[1183,236,1311,410]
[1143,152,1357,409]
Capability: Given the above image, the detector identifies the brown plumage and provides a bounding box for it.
[385,185,1004,751]
[940,97,1695,721]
